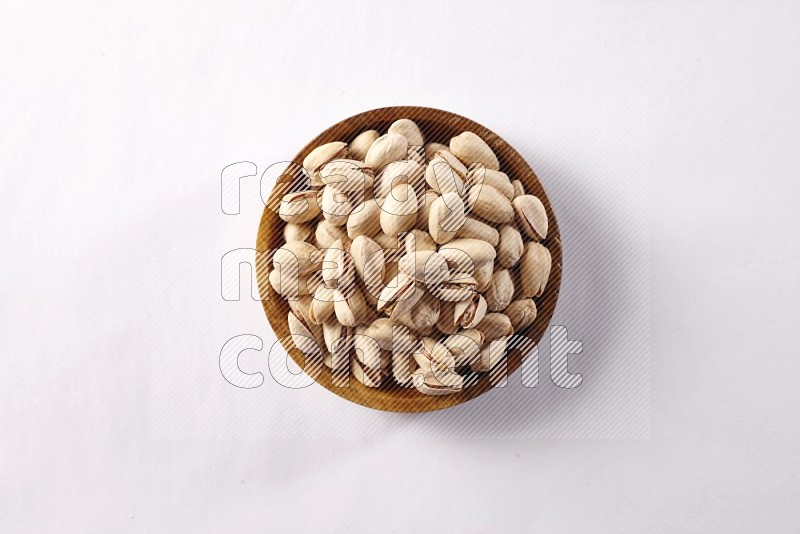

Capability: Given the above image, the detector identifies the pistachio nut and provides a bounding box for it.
[428,272,478,302]
[287,310,325,359]
[455,217,500,247]
[512,194,548,241]
[429,191,466,244]
[272,241,321,277]
[380,183,418,236]
[475,312,514,342]
[315,219,349,249]
[278,190,321,224]
[284,222,313,243]
[497,224,524,268]
[392,288,440,335]
[404,229,437,254]
[467,166,514,201]
[303,142,348,186]
[322,318,351,370]
[321,239,355,291]
[375,160,424,199]
[454,293,488,329]
[484,269,514,312]
[470,335,509,373]
[352,356,387,387]
[350,235,385,300]
[398,249,450,285]
[450,131,499,170]
[308,284,337,325]
[320,185,359,226]
[268,267,310,298]
[388,118,424,147]
[466,183,514,224]
[424,142,449,162]
[392,352,417,385]
[414,190,440,231]
[353,333,385,370]
[443,329,485,367]
[519,242,552,298]
[319,159,375,191]
[504,298,538,333]
[348,130,379,161]
[425,151,467,196]
[438,238,496,291]
[346,198,382,239]
[511,179,525,198]
[364,133,408,171]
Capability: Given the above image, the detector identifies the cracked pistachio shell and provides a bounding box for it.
[414,190,440,231]
[303,142,348,185]
[269,268,310,298]
[308,285,336,325]
[470,335,509,373]
[429,192,466,244]
[425,151,466,196]
[353,333,385,370]
[392,352,417,386]
[467,166,514,201]
[388,118,424,147]
[380,183,418,236]
[393,288,440,335]
[443,329,485,367]
[512,195,548,241]
[512,179,525,198]
[272,241,320,276]
[315,219,349,249]
[348,130,380,161]
[450,131,499,170]
[288,311,325,358]
[405,229,437,255]
[319,159,375,191]
[356,318,394,351]
[467,183,514,224]
[455,217,499,247]
[288,295,314,326]
[475,313,514,342]
[519,242,552,298]
[284,222,313,243]
[365,133,408,171]
[484,269,514,312]
[375,160,424,199]
[436,301,460,335]
[439,238,496,290]
[504,298,538,333]
[321,238,354,289]
[333,285,368,327]
[322,319,351,370]
[454,293,488,329]
[351,356,387,387]
[497,224,524,268]
[428,272,477,302]
[278,190,321,224]
[320,185,358,226]
[398,250,449,285]
[424,142,449,162]
[350,235,385,291]
[346,198,381,239]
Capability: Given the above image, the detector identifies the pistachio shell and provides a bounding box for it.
[511,179,525,198]
[392,288,440,334]
[351,356,387,387]
[321,239,354,290]
[414,190,440,231]
[287,311,325,358]
[350,235,385,299]
[278,190,321,224]
[454,293,488,329]
[333,285,368,327]
[308,285,336,325]
[429,192,466,244]
[436,301,460,335]
[303,142,348,185]
[356,318,395,351]
[284,223,313,243]
[353,333,384,369]
[450,131,499,170]
[380,183,418,236]
[484,269,514,312]
[272,241,321,276]
[348,130,380,161]
[375,160,424,199]
[467,166,514,201]
[398,250,450,285]
[268,268,310,298]
[404,229,437,254]
[346,198,382,239]
[315,219,349,249]
[475,313,514,342]
[466,183,514,224]
[443,329,484,367]
[425,153,466,196]
[519,242,552,298]
[391,352,416,385]
[365,133,408,171]
[512,195,548,241]
[497,224,524,268]
[428,272,478,302]
[455,217,500,247]
[319,159,375,191]
[424,142,449,162]
[504,298,538,332]
[388,118,424,146]
[470,335,509,373]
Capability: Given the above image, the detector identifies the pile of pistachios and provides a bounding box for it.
[270,118,552,396]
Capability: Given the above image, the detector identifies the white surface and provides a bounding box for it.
[2,1,800,532]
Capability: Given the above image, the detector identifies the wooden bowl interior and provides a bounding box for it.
[256,106,562,413]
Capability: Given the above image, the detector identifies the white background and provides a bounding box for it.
[2,1,800,532]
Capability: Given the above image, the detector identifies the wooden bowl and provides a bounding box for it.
[255,106,562,413]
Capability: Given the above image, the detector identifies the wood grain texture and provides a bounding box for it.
[255,106,562,413]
